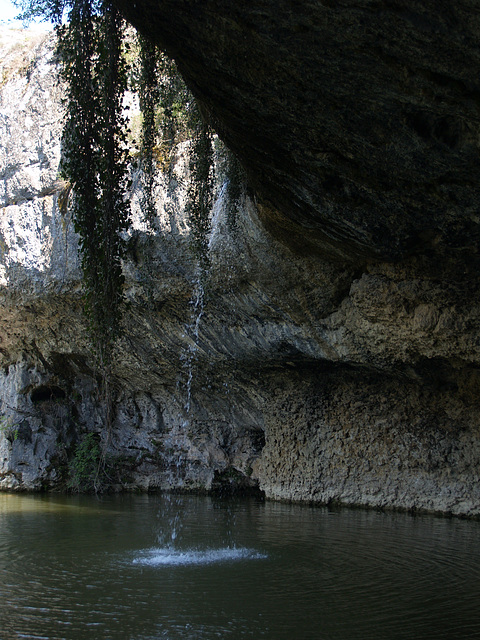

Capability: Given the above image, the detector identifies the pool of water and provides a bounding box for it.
[0,493,479,639]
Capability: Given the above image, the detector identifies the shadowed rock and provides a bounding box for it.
[112,0,480,263]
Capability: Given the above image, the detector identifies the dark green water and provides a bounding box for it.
[0,493,479,640]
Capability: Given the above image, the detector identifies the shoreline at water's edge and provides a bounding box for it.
[1,486,479,521]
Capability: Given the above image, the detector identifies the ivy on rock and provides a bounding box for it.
[59,0,130,371]
[17,0,218,348]
[14,0,223,475]
[137,33,160,226]
[186,106,215,271]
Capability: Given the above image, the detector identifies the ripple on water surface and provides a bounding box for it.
[1,493,480,640]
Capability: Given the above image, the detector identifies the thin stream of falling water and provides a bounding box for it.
[175,183,228,484]
[180,178,232,416]
[174,268,207,483]
[181,268,206,416]
[155,493,185,547]
[180,177,235,416]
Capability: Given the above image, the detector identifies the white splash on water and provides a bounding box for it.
[132,547,267,567]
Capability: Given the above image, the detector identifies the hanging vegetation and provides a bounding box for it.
[58,0,131,374]
[17,0,217,338]
[186,107,215,271]
[222,145,247,232]
[137,34,160,226]
[14,1,218,450]
[131,34,215,268]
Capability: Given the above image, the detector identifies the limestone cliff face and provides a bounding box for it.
[1,24,480,516]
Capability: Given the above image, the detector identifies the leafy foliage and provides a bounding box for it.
[17,0,217,343]
[0,415,19,443]
[13,0,65,24]
[68,432,102,492]
[156,53,194,150]
[133,37,200,199]
[186,109,215,269]
[15,0,220,461]
[137,34,160,225]
[58,0,130,369]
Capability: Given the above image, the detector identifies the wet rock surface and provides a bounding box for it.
[1,25,480,516]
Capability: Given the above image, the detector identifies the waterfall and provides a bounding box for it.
[181,267,206,416]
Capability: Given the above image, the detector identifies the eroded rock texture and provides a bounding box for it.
[1,11,480,517]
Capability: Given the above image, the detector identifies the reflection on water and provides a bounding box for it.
[0,493,479,639]
[0,492,112,515]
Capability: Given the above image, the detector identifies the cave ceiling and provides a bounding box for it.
[112,0,480,265]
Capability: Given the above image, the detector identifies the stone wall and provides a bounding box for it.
[1,28,479,516]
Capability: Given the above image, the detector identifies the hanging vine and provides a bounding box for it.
[16,0,218,351]
[137,34,160,226]
[59,0,130,375]
[134,39,215,267]
[157,53,193,150]
[219,143,246,232]
[15,0,219,486]
[186,104,215,272]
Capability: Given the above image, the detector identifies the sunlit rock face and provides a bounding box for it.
[1,24,480,516]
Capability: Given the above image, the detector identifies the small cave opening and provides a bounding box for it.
[30,385,67,404]
[250,427,266,453]
[211,467,265,498]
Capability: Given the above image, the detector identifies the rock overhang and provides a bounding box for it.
[111,0,480,263]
